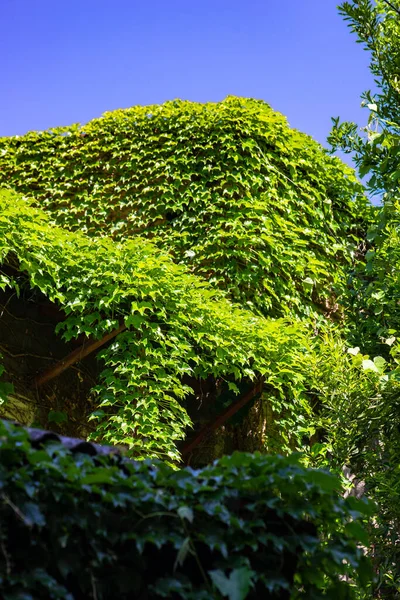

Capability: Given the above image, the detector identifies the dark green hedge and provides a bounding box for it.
[0,421,373,599]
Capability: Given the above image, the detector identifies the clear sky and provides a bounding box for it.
[1,0,373,151]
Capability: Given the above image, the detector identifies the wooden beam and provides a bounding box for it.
[181,379,264,457]
[33,322,126,388]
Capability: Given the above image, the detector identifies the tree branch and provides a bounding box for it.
[382,0,400,17]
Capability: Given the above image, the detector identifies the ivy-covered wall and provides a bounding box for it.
[0,189,315,463]
[0,97,368,320]
[0,98,371,466]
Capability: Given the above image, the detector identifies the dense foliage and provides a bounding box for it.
[327,0,400,594]
[0,188,315,463]
[0,85,396,596]
[329,0,400,351]
[329,0,400,202]
[0,420,373,600]
[0,90,370,464]
[0,97,367,320]
[298,333,400,590]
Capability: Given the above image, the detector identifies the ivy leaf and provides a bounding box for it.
[174,536,191,571]
[228,382,240,394]
[81,469,115,485]
[177,506,194,523]
[209,567,254,600]
[88,410,105,421]
[0,273,10,290]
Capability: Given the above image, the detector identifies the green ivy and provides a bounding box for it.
[0,97,368,320]
[0,188,315,462]
[0,420,374,599]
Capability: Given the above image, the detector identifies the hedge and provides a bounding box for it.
[0,420,373,599]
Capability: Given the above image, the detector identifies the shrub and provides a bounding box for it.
[0,420,373,599]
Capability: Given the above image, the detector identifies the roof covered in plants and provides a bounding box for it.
[0,97,369,464]
[0,96,367,319]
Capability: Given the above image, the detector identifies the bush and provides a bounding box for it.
[0,420,373,599]
[300,333,400,595]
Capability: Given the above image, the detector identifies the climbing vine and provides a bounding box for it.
[0,97,368,319]
[0,189,315,462]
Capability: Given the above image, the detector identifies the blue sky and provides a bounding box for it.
[1,0,372,152]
